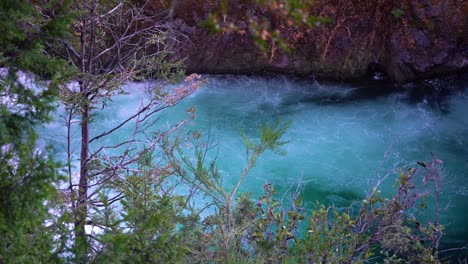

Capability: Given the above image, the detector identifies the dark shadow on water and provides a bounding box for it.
[212,72,468,117]
[294,74,466,113]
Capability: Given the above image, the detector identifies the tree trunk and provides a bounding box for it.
[74,99,89,263]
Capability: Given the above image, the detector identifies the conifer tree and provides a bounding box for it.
[0,0,73,261]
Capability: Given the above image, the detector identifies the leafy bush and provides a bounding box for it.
[90,121,445,263]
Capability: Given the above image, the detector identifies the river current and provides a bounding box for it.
[43,74,468,256]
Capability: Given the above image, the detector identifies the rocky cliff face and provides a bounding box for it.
[148,0,467,83]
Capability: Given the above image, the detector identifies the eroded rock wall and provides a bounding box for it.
[146,0,467,83]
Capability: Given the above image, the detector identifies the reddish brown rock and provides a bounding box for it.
[146,0,467,83]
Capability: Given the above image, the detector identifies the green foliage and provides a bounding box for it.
[160,120,292,262]
[200,13,222,34]
[248,184,304,263]
[0,1,74,262]
[0,0,73,83]
[291,166,442,264]
[94,149,189,263]
[391,9,405,19]
[294,204,359,263]
[0,134,62,263]
[161,121,443,263]
[241,120,290,158]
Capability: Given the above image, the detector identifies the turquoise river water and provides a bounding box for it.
[43,75,468,257]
